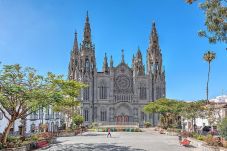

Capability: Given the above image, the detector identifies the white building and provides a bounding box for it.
[0,106,63,135]
[183,95,227,131]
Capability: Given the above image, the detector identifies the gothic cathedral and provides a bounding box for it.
[68,13,166,126]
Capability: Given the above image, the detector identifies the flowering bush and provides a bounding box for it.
[36,132,53,141]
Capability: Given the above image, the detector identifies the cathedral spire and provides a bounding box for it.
[121,49,125,63]
[147,21,163,75]
[110,55,113,68]
[102,52,109,73]
[83,11,91,43]
[151,22,158,43]
[73,31,79,52]
[136,47,142,59]
[134,47,144,76]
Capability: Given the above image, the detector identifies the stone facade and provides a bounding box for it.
[68,13,166,126]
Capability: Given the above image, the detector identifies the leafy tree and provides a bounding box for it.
[144,98,206,130]
[0,64,85,144]
[181,100,206,131]
[144,98,185,129]
[186,0,227,44]
[72,114,84,128]
[218,117,227,140]
[203,51,216,103]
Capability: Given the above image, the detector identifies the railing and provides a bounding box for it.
[113,94,135,103]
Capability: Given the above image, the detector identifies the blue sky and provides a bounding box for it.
[0,0,226,101]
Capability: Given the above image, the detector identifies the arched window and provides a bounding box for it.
[83,87,89,101]
[85,57,90,71]
[84,109,89,121]
[100,109,107,121]
[139,83,147,100]
[30,123,35,133]
[99,80,107,99]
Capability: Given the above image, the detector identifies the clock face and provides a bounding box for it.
[116,75,130,90]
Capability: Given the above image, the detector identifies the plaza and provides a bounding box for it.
[39,129,195,151]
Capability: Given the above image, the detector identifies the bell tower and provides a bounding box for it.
[80,12,97,78]
[146,22,166,100]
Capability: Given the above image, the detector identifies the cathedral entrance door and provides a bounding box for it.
[115,114,129,124]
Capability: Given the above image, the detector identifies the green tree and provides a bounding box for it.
[144,98,185,129]
[203,51,216,103]
[0,64,85,144]
[218,117,227,140]
[72,114,84,128]
[181,100,206,131]
[187,0,227,44]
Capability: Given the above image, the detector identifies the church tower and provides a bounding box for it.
[80,12,97,78]
[68,31,80,80]
[147,22,166,100]
[133,47,145,76]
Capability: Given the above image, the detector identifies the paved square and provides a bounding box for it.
[41,129,196,151]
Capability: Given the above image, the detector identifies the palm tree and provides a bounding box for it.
[203,51,216,104]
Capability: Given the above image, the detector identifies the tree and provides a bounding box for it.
[0,64,85,144]
[203,51,216,103]
[72,114,84,128]
[186,0,227,44]
[144,98,185,129]
[180,100,206,131]
[218,117,227,140]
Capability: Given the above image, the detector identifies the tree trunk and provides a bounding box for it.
[206,62,211,104]
[1,119,15,144]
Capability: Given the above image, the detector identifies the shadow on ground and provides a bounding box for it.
[41,143,145,151]
[81,133,107,137]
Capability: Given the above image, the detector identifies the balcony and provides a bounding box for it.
[55,113,60,119]
[30,114,38,120]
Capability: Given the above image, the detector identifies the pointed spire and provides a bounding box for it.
[132,54,135,68]
[150,21,159,45]
[110,55,113,68]
[102,52,108,73]
[86,11,89,22]
[73,31,79,52]
[83,11,91,43]
[136,47,142,59]
[121,49,125,63]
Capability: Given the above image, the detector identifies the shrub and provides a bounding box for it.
[204,134,222,147]
[72,114,84,127]
[218,117,227,140]
[144,122,152,128]
[197,135,205,141]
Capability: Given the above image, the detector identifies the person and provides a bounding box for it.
[107,128,111,138]
[178,133,182,144]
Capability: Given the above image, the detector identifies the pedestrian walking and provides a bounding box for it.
[107,128,111,138]
[178,133,182,144]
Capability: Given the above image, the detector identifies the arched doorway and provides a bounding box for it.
[114,103,132,124]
